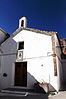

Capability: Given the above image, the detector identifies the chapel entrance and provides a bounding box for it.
[14,62,27,87]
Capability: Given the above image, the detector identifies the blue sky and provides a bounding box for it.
[0,0,66,38]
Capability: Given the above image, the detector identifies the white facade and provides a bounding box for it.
[54,35,63,90]
[0,28,63,92]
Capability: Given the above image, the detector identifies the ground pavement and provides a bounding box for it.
[0,88,66,99]
[0,92,48,99]
[49,91,66,99]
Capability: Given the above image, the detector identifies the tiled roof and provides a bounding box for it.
[11,27,58,37]
[1,27,58,45]
[0,28,10,36]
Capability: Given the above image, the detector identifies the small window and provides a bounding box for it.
[21,20,24,27]
[18,42,24,50]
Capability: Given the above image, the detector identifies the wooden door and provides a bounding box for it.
[14,62,27,87]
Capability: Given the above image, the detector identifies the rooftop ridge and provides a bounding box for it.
[11,27,58,37]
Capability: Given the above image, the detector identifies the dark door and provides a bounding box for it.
[14,62,27,87]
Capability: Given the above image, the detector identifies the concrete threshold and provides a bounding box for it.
[1,90,29,97]
[1,89,45,96]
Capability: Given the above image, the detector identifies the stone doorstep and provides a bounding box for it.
[1,89,29,96]
[6,87,34,91]
[1,87,34,92]
[1,86,46,93]
[1,88,45,96]
[0,93,28,97]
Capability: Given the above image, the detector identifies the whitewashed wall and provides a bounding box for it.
[0,55,16,89]
[13,30,53,58]
[13,30,59,91]
[0,37,17,89]
[0,29,62,91]
[55,34,63,90]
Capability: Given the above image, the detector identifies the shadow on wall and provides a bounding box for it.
[62,60,66,90]
[27,72,56,93]
[0,68,56,93]
[27,72,45,93]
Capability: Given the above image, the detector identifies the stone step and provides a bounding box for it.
[1,87,45,93]
[1,87,34,92]
[1,89,29,96]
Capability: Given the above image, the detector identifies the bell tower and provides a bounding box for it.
[19,16,27,28]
